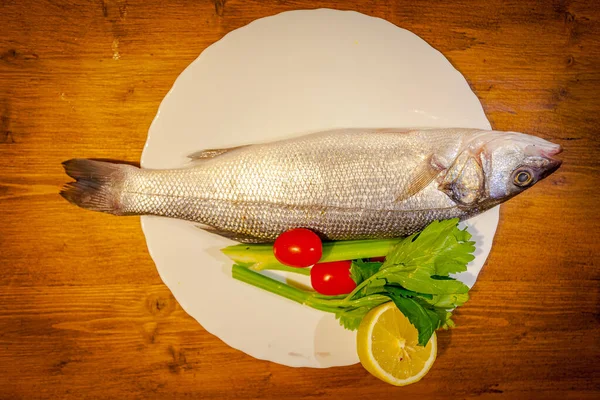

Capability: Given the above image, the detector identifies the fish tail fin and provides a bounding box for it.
[60,159,136,215]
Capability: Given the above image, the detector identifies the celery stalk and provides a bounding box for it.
[222,238,401,273]
[232,264,389,314]
[232,265,341,313]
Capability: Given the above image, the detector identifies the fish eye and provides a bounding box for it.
[514,170,533,187]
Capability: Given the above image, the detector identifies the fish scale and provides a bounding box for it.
[117,129,474,241]
[60,128,563,242]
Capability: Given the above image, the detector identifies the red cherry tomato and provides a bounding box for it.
[273,228,323,268]
[310,261,357,295]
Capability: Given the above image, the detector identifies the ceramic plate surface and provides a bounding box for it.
[141,9,497,368]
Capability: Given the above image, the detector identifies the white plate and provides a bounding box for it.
[140,9,497,368]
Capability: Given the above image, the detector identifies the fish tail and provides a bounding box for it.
[60,159,136,215]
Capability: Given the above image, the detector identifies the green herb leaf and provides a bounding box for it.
[441,314,455,329]
[335,307,372,330]
[358,281,389,297]
[382,283,434,300]
[430,308,455,330]
[349,275,388,299]
[376,219,473,295]
[383,218,475,277]
[420,293,469,309]
[385,286,440,346]
[430,275,455,280]
[378,265,469,295]
[350,259,383,285]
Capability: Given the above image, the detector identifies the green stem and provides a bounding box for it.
[344,267,395,301]
[249,263,311,276]
[231,265,340,313]
[343,264,411,301]
[222,238,401,272]
[320,238,401,262]
[310,294,389,308]
[232,264,389,313]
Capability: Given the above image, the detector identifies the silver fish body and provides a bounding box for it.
[61,128,562,242]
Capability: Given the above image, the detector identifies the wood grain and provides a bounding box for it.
[1,0,599,398]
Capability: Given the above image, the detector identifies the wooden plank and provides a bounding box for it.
[1,0,598,398]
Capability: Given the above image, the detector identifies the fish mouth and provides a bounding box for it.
[536,143,563,178]
[546,144,563,173]
[539,156,563,179]
[547,158,562,173]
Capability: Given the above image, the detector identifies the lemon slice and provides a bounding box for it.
[357,302,437,386]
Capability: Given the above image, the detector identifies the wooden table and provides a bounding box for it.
[1,1,598,398]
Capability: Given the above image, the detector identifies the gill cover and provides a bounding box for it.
[439,151,485,206]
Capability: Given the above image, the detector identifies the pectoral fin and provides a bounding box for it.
[395,155,445,202]
[188,145,249,161]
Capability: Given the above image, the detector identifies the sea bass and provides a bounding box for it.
[61,128,562,242]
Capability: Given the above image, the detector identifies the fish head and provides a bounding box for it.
[440,131,562,207]
[479,131,563,202]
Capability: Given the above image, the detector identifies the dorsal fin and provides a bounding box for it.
[188,145,249,161]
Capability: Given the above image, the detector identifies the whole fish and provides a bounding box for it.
[61,128,562,242]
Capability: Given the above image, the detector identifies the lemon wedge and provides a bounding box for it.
[357,302,437,386]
